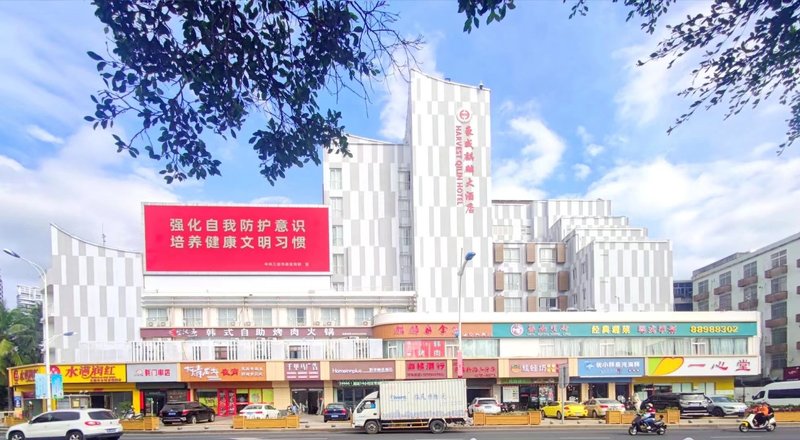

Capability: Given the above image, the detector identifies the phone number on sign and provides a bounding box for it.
[690,325,739,334]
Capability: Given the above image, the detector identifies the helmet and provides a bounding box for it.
[646,403,653,408]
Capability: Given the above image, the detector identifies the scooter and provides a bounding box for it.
[628,414,667,435]
[738,412,776,432]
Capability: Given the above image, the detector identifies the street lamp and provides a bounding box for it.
[3,248,53,412]
[456,251,476,379]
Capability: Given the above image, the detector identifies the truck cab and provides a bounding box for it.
[352,392,380,431]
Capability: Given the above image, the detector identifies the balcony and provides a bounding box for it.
[765,317,787,328]
[713,284,732,295]
[765,343,787,355]
[765,265,787,278]
[693,292,709,302]
[738,299,758,310]
[737,275,758,287]
[765,290,788,303]
[67,338,384,363]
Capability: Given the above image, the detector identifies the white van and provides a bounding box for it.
[752,381,800,405]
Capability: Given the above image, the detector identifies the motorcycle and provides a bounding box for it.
[738,412,776,432]
[628,414,667,435]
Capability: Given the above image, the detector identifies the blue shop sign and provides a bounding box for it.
[492,322,757,338]
[578,358,645,377]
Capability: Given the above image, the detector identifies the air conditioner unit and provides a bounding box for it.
[244,322,252,327]
[146,321,155,327]
[325,321,333,326]
[227,321,237,327]
[313,321,321,326]
[157,321,167,327]
[361,320,371,326]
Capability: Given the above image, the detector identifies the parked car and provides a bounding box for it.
[541,401,587,418]
[584,398,626,418]
[468,397,502,416]
[159,401,216,424]
[706,395,747,417]
[640,392,709,417]
[322,402,350,422]
[239,403,281,419]
[6,409,123,440]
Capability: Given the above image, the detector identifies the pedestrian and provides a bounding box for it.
[631,393,641,412]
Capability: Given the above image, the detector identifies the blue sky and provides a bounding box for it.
[2,1,799,306]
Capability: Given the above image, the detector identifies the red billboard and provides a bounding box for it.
[144,204,329,272]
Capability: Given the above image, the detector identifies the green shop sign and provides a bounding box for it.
[492,322,757,338]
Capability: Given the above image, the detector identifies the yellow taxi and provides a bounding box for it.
[541,401,587,418]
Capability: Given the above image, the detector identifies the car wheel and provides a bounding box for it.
[556,411,562,419]
[188,415,197,424]
[712,408,725,417]
[365,420,380,434]
[66,430,84,440]
[8,431,25,440]
[592,410,598,418]
[209,413,216,422]
[429,419,446,434]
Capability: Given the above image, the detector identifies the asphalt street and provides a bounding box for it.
[119,426,800,440]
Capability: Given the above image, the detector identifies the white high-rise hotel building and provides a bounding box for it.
[324,71,673,314]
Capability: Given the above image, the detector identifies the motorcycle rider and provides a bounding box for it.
[641,403,657,430]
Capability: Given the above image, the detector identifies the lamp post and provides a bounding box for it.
[456,250,476,379]
[3,248,52,411]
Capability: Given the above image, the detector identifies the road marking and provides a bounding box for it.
[559,438,610,440]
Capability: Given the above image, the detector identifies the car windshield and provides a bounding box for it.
[242,405,262,411]
[327,404,345,409]
[89,410,116,420]
[596,399,617,404]
[477,399,497,405]
[680,394,705,400]
[712,396,736,402]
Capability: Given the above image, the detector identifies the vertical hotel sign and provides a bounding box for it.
[454,108,476,214]
[143,204,330,272]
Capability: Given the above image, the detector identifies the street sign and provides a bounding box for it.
[34,373,47,399]
[558,364,569,388]
[51,373,64,399]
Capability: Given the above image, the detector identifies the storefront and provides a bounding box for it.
[180,361,271,416]
[54,364,136,412]
[632,356,756,398]
[329,360,395,410]
[285,361,324,414]
[501,358,566,409]
[128,363,187,415]
[575,357,644,401]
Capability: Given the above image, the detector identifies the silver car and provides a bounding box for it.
[468,397,501,416]
[706,395,747,417]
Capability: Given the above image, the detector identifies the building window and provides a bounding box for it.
[539,248,555,262]
[771,276,787,294]
[386,307,407,313]
[400,283,414,291]
[504,273,522,291]
[504,298,522,312]
[289,344,308,359]
[492,225,513,240]
[214,346,229,360]
[330,168,342,190]
[355,308,374,324]
[770,302,787,320]
[252,308,272,327]
[332,225,343,246]
[183,308,202,327]
[400,255,412,273]
[218,308,237,326]
[771,354,787,370]
[772,327,787,345]
[691,339,708,355]
[719,271,731,287]
[399,171,411,191]
[333,254,345,275]
[771,250,787,268]
[320,308,340,326]
[697,300,709,311]
[288,308,307,326]
[521,225,531,240]
[400,227,412,246]
[743,285,757,301]
[330,197,343,218]
[503,247,520,262]
[743,261,757,278]
[539,297,557,311]
[147,308,168,325]
[697,280,709,295]
[399,199,411,219]
[718,294,731,311]
[538,273,556,292]
[332,282,345,291]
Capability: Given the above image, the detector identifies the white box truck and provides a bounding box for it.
[352,379,469,434]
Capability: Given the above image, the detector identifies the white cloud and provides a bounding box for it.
[573,163,591,180]
[576,126,592,144]
[585,156,800,278]
[492,117,566,199]
[379,39,442,141]
[25,125,64,144]
[0,126,180,304]
[251,196,292,205]
[586,143,605,157]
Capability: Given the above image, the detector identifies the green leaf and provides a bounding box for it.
[87,51,103,61]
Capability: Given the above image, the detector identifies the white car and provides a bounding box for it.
[468,397,502,416]
[238,404,281,419]
[6,409,123,440]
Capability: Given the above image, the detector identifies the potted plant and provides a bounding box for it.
[528,410,543,425]
[605,410,622,424]
[664,407,680,424]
